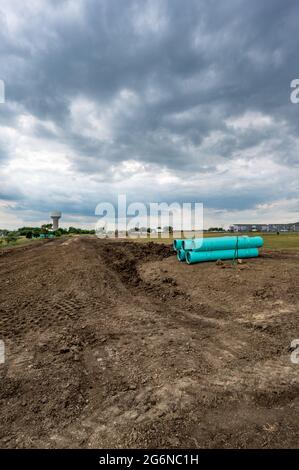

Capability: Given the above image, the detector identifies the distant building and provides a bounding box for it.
[230,222,299,232]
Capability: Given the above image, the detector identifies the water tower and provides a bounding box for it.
[51,211,62,230]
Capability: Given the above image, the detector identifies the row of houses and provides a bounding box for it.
[229,223,299,232]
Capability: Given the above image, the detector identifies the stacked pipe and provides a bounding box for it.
[173,236,263,265]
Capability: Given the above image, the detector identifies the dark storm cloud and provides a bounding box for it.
[0,0,299,223]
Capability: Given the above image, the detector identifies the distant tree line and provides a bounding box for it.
[207,227,225,232]
[0,226,95,245]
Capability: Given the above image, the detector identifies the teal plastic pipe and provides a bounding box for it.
[173,239,184,251]
[191,236,263,252]
[182,239,195,250]
[183,236,237,251]
[177,249,186,261]
[186,247,259,264]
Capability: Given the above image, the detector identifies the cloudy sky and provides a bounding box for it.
[0,0,299,229]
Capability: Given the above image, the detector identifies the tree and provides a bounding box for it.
[0,229,9,237]
[208,227,224,232]
[40,225,49,234]
[32,229,41,238]
[55,228,67,236]
[5,233,18,244]
[18,227,39,236]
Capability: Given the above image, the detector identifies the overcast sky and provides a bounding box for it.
[0,0,299,229]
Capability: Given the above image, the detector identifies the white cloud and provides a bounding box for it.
[226,111,274,130]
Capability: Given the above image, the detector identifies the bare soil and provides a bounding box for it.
[0,236,298,448]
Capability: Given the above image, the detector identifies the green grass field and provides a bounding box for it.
[197,231,299,250]
[0,236,41,250]
[2,232,299,251]
[250,232,299,250]
[132,231,299,250]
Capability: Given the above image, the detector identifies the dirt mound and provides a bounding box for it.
[100,240,172,285]
[0,236,298,448]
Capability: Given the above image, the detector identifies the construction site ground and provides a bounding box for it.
[0,236,298,448]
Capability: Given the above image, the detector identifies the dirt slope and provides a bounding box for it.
[0,237,298,448]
